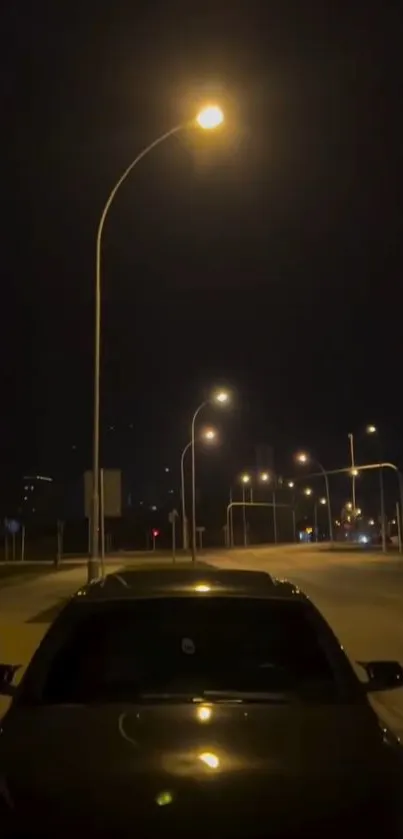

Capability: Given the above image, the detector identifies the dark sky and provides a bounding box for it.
[1,1,402,497]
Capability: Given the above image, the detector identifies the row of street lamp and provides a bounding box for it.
[227,464,330,547]
[231,452,333,544]
[181,416,403,554]
[179,415,400,557]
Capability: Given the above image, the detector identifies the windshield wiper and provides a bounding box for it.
[140,690,291,703]
[139,692,200,702]
[202,690,291,703]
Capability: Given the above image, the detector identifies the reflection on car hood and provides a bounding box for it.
[0,701,401,836]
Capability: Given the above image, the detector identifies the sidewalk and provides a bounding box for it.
[0,563,125,667]
[0,556,192,667]
[0,563,124,717]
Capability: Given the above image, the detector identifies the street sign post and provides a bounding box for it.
[196,525,205,550]
[5,519,20,562]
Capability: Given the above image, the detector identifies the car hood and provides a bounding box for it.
[0,701,401,836]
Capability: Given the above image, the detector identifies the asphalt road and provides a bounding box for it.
[207,544,403,736]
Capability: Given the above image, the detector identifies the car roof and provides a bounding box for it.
[73,565,306,603]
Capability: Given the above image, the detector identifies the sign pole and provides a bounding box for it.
[100,468,105,577]
[396,502,402,554]
[168,510,178,564]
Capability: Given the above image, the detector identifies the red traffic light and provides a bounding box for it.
[152,529,160,538]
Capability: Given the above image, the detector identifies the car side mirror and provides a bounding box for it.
[358,660,403,692]
[0,664,21,697]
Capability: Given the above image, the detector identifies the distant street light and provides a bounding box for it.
[295,452,334,542]
[181,428,217,552]
[319,497,327,505]
[304,487,313,496]
[288,481,294,488]
[296,453,308,464]
[350,468,359,477]
[90,104,225,581]
[260,472,270,482]
[214,390,229,403]
[241,473,251,484]
[191,389,230,562]
[367,424,377,434]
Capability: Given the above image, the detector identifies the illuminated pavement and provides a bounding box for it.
[207,544,403,736]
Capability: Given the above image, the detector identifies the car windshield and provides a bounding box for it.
[40,597,341,704]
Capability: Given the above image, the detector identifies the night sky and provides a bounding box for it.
[1,2,402,503]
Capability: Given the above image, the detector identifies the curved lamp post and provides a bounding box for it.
[348,425,386,552]
[240,473,251,547]
[190,390,229,562]
[181,428,217,551]
[89,105,224,580]
[296,452,334,543]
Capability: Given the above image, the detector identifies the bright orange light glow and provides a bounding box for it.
[199,751,220,769]
[196,106,224,130]
[196,705,212,722]
[296,452,308,464]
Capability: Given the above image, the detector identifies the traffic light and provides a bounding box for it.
[152,529,160,538]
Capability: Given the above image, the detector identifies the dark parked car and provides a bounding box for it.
[1,567,402,837]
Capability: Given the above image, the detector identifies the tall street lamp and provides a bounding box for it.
[258,471,278,543]
[181,428,217,551]
[228,470,257,548]
[286,481,296,541]
[347,433,356,515]
[90,105,224,580]
[240,473,251,547]
[348,425,386,551]
[191,389,230,562]
[365,424,385,551]
[303,487,320,541]
[295,452,334,543]
[366,425,386,552]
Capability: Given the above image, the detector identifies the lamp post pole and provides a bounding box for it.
[348,433,356,514]
[191,402,208,563]
[90,106,225,581]
[90,124,183,581]
[180,441,191,551]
